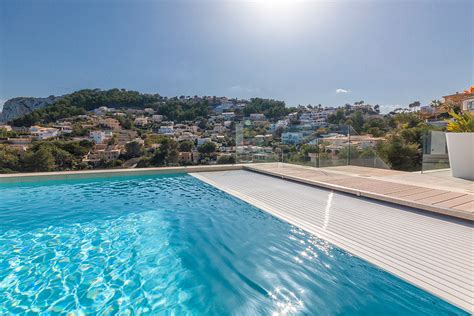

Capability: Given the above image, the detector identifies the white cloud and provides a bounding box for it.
[336,88,350,94]
[0,99,5,112]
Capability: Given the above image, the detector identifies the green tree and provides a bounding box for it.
[124,141,143,158]
[52,147,74,169]
[328,109,345,124]
[408,101,421,111]
[217,155,236,164]
[362,117,387,136]
[351,111,365,133]
[377,134,420,171]
[150,137,178,166]
[198,142,217,155]
[0,145,20,172]
[243,98,288,118]
[178,140,195,152]
[22,147,55,172]
[117,116,133,130]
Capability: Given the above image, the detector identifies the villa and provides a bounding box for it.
[29,125,59,140]
[282,131,304,144]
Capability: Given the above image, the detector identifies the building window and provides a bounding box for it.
[468,101,474,112]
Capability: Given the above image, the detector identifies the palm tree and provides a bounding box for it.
[430,99,442,109]
[408,101,421,113]
[430,99,443,119]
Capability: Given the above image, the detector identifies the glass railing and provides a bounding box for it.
[421,130,450,173]
[235,121,278,163]
[235,121,390,169]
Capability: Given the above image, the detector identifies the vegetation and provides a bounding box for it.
[12,88,158,126]
[12,104,86,127]
[446,112,474,132]
[10,89,295,127]
[4,88,468,173]
[149,137,179,166]
[377,134,421,171]
[157,98,209,122]
[0,145,20,173]
[0,140,93,173]
[55,89,160,111]
[124,140,144,158]
[198,142,217,156]
[243,98,291,118]
[217,155,236,164]
[178,140,195,152]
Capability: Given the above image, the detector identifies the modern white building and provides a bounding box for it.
[281,132,304,145]
[29,126,59,140]
[197,137,212,147]
[94,106,111,115]
[157,126,174,135]
[222,112,235,120]
[214,102,234,113]
[462,97,474,112]
[90,131,106,144]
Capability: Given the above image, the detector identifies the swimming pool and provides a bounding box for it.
[0,173,467,315]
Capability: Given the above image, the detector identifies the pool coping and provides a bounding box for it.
[0,164,244,182]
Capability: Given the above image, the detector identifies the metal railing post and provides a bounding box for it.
[347,125,351,166]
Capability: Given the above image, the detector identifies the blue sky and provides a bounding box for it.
[0,0,472,112]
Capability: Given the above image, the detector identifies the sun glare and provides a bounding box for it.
[249,0,307,30]
[254,0,297,9]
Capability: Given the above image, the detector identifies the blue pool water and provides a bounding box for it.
[0,174,467,315]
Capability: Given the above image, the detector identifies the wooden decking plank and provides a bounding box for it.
[452,201,474,212]
[402,189,449,201]
[435,195,474,208]
[416,192,467,205]
[244,163,473,221]
[387,187,433,198]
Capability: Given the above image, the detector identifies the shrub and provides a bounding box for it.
[446,112,474,132]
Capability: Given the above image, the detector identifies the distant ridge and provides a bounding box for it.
[0,96,61,123]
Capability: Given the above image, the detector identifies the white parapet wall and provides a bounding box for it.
[446,133,474,181]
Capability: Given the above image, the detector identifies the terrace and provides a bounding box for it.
[1,161,472,312]
[244,163,474,221]
[1,123,473,314]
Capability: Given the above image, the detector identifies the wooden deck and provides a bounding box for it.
[243,163,474,221]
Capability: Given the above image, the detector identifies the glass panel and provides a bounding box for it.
[236,120,280,163]
[237,120,391,169]
[421,131,450,172]
[345,125,390,169]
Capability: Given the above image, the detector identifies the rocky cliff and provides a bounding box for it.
[0,96,61,123]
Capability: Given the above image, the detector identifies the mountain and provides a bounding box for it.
[0,96,61,123]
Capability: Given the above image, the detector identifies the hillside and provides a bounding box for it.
[0,96,61,123]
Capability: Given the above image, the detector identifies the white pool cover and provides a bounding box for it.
[191,170,473,313]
